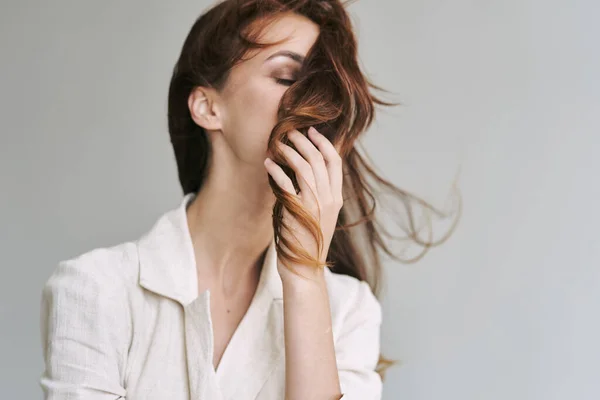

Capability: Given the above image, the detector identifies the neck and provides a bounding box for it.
[185,145,276,295]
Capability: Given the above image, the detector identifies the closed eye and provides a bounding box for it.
[275,78,296,86]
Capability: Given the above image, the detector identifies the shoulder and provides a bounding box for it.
[42,240,140,306]
[324,269,382,337]
[39,242,138,396]
[323,269,383,397]
[40,240,141,354]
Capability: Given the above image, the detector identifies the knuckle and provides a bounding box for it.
[300,164,312,177]
[323,197,337,209]
[331,195,344,208]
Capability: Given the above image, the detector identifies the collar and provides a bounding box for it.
[136,192,283,306]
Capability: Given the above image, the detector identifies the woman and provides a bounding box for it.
[40,1,459,399]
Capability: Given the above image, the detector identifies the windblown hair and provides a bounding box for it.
[167,0,461,378]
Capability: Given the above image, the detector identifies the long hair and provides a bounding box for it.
[167,0,461,379]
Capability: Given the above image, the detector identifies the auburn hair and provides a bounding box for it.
[167,0,461,379]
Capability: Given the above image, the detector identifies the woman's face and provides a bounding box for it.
[189,12,320,168]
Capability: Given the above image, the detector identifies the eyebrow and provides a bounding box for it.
[265,50,305,64]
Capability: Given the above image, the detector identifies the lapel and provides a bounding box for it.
[214,231,284,400]
[136,192,284,400]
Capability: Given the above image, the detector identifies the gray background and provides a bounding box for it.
[1,0,599,399]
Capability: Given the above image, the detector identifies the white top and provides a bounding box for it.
[39,192,383,400]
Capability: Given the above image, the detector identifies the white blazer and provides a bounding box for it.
[40,192,383,400]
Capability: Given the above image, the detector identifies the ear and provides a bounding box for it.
[188,87,223,131]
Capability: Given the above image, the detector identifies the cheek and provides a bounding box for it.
[243,80,282,127]
[225,80,285,160]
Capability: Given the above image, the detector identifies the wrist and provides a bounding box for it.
[279,263,327,291]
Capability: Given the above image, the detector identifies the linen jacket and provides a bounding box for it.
[40,192,383,399]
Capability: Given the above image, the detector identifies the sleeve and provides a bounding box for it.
[335,280,383,400]
[39,259,130,399]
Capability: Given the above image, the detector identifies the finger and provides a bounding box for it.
[264,157,297,196]
[307,127,343,203]
[277,141,318,203]
[286,129,331,200]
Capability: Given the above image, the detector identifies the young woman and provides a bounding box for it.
[40,1,458,399]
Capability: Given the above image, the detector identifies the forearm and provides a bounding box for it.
[281,268,342,400]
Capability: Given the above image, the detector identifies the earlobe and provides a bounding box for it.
[188,88,222,131]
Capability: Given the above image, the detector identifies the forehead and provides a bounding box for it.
[246,12,320,63]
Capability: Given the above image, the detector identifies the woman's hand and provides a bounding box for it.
[263,126,343,281]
